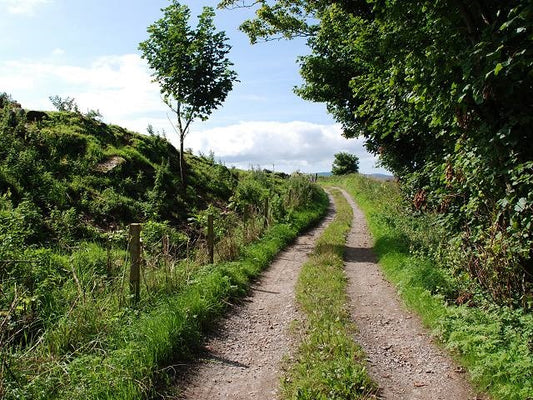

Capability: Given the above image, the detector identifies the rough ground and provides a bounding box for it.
[162,203,335,399]
[338,187,482,400]
[161,189,483,400]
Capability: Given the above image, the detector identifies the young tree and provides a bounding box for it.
[49,95,79,112]
[331,152,359,175]
[139,2,237,188]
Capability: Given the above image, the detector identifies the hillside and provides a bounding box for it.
[0,94,238,248]
[0,94,328,399]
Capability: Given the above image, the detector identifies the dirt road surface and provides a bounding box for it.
[339,187,482,400]
[163,201,335,399]
[161,189,483,400]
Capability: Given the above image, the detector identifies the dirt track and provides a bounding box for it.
[160,189,482,399]
[162,200,335,399]
[338,187,481,400]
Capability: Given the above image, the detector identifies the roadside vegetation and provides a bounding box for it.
[325,174,533,400]
[2,0,531,396]
[0,95,328,399]
[218,1,532,397]
[281,189,377,399]
[221,0,533,309]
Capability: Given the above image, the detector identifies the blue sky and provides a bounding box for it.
[0,0,388,174]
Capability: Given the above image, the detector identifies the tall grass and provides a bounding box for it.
[2,186,329,400]
[281,189,377,399]
[324,174,533,400]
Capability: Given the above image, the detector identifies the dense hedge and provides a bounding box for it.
[220,0,533,305]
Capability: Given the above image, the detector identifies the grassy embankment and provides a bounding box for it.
[46,191,327,400]
[324,174,532,400]
[0,99,329,399]
[4,194,328,400]
[281,189,377,399]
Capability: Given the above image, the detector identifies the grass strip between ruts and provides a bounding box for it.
[281,189,377,399]
[34,191,330,400]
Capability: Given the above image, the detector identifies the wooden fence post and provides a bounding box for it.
[162,234,170,278]
[264,198,269,228]
[129,223,142,304]
[208,214,214,264]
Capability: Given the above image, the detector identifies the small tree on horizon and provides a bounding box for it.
[332,152,359,175]
[139,2,237,189]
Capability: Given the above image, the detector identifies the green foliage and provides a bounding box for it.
[139,3,237,124]
[0,98,239,244]
[221,0,533,305]
[139,1,238,186]
[231,173,269,213]
[0,97,331,398]
[282,189,377,399]
[49,95,79,113]
[331,152,359,175]
[0,199,44,253]
[142,220,189,257]
[2,184,328,400]
[187,153,237,203]
[326,174,533,400]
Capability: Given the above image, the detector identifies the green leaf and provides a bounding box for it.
[494,63,503,76]
[515,197,527,212]
[499,21,510,31]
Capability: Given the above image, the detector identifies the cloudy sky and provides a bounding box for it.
[0,0,389,174]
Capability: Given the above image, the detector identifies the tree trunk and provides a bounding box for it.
[179,133,187,190]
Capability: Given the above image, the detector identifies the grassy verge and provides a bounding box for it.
[281,189,377,399]
[12,189,329,400]
[324,174,533,400]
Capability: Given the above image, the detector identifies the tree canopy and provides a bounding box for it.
[219,0,533,304]
[140,2,237,187]
[332,152,359,176]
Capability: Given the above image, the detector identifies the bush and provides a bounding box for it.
[142,220,189,258]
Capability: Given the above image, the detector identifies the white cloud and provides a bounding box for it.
[0,54,163,124]
[0,54,388,175]
[51,48,65,56]
[0,0,50,15]
[187,121,388,174]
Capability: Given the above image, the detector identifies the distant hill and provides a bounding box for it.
[315,172,394,181]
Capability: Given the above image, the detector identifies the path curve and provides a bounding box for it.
[164,200,335,399]
[338,187,482,400]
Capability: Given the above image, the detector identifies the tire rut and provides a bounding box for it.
[338,187,483,400]
[161,200,335,399]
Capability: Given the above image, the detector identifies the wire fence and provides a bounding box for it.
[0,173,323,365]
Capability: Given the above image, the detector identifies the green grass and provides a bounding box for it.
[281,189,377,399]
[3,189,329,400]
[1,102,334,399]
[324,174,533,400]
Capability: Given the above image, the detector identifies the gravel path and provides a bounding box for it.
[338,187,483,400]
[159,188,484,400]
[163,201,335,399]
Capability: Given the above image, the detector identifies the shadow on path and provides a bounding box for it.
[201,353,249,369]
[344,245,377,264]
